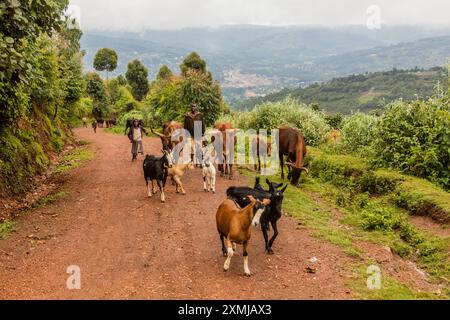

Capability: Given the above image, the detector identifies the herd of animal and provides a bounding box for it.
[135,119,309,276]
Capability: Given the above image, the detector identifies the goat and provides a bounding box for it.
[254,177,283,194]
[227,180,287,254]
[216,196,271,276]
[202,145,216,193]
[167,161,194,195]
[143,150,173,203]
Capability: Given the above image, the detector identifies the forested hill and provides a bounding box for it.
[236,67,449,113]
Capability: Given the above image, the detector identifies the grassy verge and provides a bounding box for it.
[239,159,449,299]
[307,147,450,224]
[54,148,95,175]
[0,220,15,240]
[33,191,69,209]
[348,265,441,300]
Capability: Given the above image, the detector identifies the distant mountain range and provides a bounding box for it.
[237,67,449,113]
[80,25,450,105]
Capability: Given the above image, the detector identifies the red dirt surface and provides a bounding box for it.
[0,128,355,300]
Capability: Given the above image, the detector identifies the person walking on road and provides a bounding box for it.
[127,119,146,161]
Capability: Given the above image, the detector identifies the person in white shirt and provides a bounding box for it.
[127,119,147,161]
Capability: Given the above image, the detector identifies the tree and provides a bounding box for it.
[93,48,118,80]
[117,74,127,86]
[181,70,224,126]
[85,72,109,119]
[180,52,207,76]
[157,65,173,81]
[125,59,149,101]
[0,0,69,125]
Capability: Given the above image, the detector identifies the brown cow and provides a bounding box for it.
[152,121,184,151]
[278,126,309,185]
[213,122,236,179]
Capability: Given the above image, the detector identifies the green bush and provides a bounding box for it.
[372,99,450,190]
[361,206,403,232]
[339,112,379,153]
[235,98,331,146]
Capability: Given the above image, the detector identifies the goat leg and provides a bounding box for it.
[267,221,279,255]
[223,238,234,271]
[261,222,271,253]
[220,235,227,257]
[146,180,152,198]
[243,241,251,276]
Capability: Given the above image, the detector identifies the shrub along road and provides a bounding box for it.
[0,128,356,299]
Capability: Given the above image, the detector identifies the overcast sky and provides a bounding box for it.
[68,0,450,31]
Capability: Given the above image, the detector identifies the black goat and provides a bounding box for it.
[143,150,173,203]
[254,177,284,194]
[227,178,287,254]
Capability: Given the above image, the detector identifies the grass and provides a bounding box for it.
[54,148,95,175]
[33,190,69,209]
[0,220,15,240]
[239,163,449,299]
[348,265,443,300]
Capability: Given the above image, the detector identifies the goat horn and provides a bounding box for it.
[151,128,168,138]
[300,167,309,174]
[286,162,295,167]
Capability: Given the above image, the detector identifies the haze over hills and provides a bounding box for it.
[80,25,450,106]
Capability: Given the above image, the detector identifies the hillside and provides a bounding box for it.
[236,67,449,113]
[81,26,450,102]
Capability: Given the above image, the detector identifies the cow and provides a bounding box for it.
[151,121,184,151]
[216,195,271,276]
[96,118,105,128]
[213,122,236,179]
[278,126,309,186]
[143,150,173,203]
[252,136,272,172]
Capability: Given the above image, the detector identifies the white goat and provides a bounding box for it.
[202,146,216,193]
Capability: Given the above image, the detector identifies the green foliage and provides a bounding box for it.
[0,4,84,196]
[234,98,331,146]
[54,148,95,174]
[85,72,109,119]
[93,48,118,78]
[0,220,15,240]
[180,52,207,76]
[117,74,127,86]
[125,59,149,101]
[325,112,343,129]
[157,65,173,80]
[372,99,450,190]
[339,112,379,153]
[0,0,69,124]
[180,70,224,126]
[144,68,225,128]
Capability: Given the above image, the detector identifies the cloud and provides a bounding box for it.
[69,0,450,31]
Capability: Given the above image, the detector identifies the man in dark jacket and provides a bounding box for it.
[127,119,147,161]
[184,103,205,164]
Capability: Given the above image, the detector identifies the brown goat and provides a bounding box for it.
[167,161,194,195]
[216,196,271,276]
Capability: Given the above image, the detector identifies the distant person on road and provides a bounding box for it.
[127,119,147,161]
[82,117,88,128]
[92,121,97,134]
[184,103,205,165]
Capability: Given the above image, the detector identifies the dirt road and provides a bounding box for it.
[0,128,354,299]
